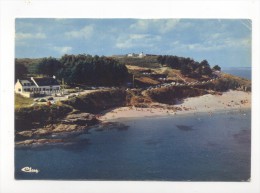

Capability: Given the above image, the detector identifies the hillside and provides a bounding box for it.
[15,58,43,74]
[113,56,161,68]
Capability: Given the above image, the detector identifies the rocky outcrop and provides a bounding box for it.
[61,113,98,126]
[16,113,100,139]
[16,139,65,146]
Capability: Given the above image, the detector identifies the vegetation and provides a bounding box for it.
[212,65,221,71]
[146,87,208,105]
[15,104,73,131]
[15,54,129,86]
[15,58,43,75]
[15,61,28,82]
[114,56,160,68]
[15,94,34,108]
[157,55,213,77]
[58,54,129,86]
[194,74,251,92]
[62,89,127,113]
[35,57,62,77]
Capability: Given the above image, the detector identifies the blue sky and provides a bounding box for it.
[15,19,251,68]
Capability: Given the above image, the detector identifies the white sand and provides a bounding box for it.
[99,90,251,121]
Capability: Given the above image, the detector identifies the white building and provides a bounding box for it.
[15,76,61,98]
[139,52,146,58]
[127,53,139,57]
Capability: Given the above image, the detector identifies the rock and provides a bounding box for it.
[16,138,65,146]
[15,112,100,145]
[17,130,33,137]
[33,125,55,135]
[62,113,99,126]
[53,124,86,133]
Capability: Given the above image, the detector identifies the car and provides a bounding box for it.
[47,97,54,100]
[39,98,47,102]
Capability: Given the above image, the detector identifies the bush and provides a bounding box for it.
[146,86,208,104]
[62,89,127,113]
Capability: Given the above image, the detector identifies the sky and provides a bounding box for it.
[15,19,252,68]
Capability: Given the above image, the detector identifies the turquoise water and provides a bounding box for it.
[15,110,251,181]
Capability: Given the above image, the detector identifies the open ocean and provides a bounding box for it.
[15,109,251,181]
[223,67,251,80]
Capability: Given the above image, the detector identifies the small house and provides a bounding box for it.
[15,76,60,98]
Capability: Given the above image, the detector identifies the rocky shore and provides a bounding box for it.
[16,112,99,146]
[15,90,251,146]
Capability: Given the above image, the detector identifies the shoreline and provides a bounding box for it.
[15,90,251,146]
[99,90,251,121]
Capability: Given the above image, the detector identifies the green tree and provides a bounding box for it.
[58,54,129,86]
[200,60,212,76]
[15,59,28,81]
[212,65,221,71]
[181,64,191,75]
[36,57,62,76]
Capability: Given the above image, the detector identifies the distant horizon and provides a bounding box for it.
[16,19,251,68]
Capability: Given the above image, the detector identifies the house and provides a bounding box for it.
[127,53,139,57]
[138,52,146,58]
[15,76,61,98]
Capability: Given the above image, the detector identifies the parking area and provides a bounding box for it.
[31,88,110,106]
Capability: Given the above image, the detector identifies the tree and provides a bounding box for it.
[200,59,209,67]
[181,64,191,75]
[202,65,213,76]
[212,65,221,71]
[36,57,62,76]
[200,60,212,76]
[15,60,28,81]
[58,54,129,86]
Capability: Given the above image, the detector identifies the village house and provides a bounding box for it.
[15,76,61,98]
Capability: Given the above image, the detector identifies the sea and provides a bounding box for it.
[15,67,251,181]
[15,110,251,181]
[223,67,251,80]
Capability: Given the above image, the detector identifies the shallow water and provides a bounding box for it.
[15,110,251,181]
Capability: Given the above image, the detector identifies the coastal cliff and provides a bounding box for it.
[15,89,126,145]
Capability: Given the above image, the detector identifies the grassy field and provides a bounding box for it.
[15,94,34,109]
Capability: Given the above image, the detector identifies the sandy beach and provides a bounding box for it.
[99,90,251,121]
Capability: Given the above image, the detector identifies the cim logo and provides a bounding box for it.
[21,167,40,174]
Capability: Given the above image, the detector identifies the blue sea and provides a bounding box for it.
[223,67,251,80]
[15,109,251,181]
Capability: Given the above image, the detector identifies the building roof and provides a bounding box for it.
[33,77,60,86]
[19,79,35,86]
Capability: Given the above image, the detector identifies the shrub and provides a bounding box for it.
[62,89,127,113]
[146,86,208,104]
